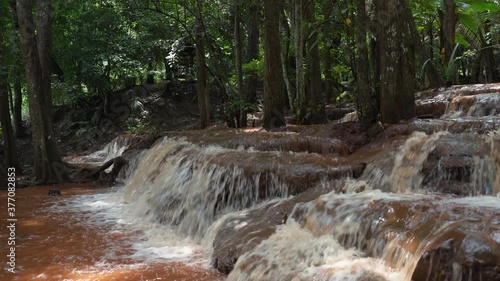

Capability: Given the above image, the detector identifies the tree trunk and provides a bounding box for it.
[281,13,295,111]
[0,80,20,171]
[12,72,26,138]
[8,0,26,138]
[263,0,286,130]
[482,21,499,83]
[245,3,260,106]
[402,3,442,88]
[16,0,68,183]
[303,0,325,124]
[294,0,305,117]
[234,1,246,127]
[195,0,211,128]
[375,0,415,124]
[321,0,336,103]
[356,0,377,125]
[442,0,456,64]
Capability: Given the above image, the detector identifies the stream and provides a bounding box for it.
[1,84,500,281]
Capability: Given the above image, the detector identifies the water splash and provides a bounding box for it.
[444,94,500,118]
[362,131,447,193]
[226,220,403,281]
[123,137,288,239]
[472,129,500,196]
[64,135,134,166]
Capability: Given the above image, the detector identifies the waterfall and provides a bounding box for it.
[361,131,447,193]
[122,137,289,239]
[472,129,500,196]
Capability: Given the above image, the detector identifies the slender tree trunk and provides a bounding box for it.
[16,0,68,183]
[281,13,295,111]
[294,0,305,116]
[356,0,377,125]
[402,3,442,88]
[0,22,20,170]
[303,0,325,124]
[442,0,456,64]
[195,0,210,128]
[245,3,259,106]
[375,0,415,124]
[482,21,499,83]
[0,86,20,170]
[263,0,286,130]
[321,0,335,103]
[12,72,26,138]
[234,1,245,127]
[8,0,26,138]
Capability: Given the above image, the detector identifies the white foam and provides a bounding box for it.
[47,190,211,266]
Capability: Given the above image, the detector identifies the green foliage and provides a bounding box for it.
[421,44,461,83]
[126,120,160,135]
[224,99,259,118]
[242,59,264,79]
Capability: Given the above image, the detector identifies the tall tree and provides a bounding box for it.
[355,0,378,125]
[16,0,68,183]
[195,0,211,128]
[303,0,325,124]
[374,0,415,124]
[0,86,19,170]
[441,0,456,65]
[8,0,26,138]
[263,0,286,130]
[233,0,245,127]
[245,2,260,106]
[0,3,20,170]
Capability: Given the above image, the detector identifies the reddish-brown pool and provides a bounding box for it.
[0,184,224,281]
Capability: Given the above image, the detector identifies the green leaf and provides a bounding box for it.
[458,12,480,31]
[468,1,500,12]
[455,33,470,48]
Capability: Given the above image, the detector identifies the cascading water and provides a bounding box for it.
[472,129,500,196]
[214,130,500,281]
[67,127,499,280]
[122,137,289,239]
[360,131,447,193]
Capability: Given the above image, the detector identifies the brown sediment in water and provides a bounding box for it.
[0,184,223,281]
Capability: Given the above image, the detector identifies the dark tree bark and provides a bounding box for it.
[16,0,68,183]
[442,0,456,65]
[263,0,286,130]
[321,0,336,103]
[402,4,443,88]
[234,0,246,127]
[8,0,26,138]
[482,21,499,83]
[245,3,260,106]
[374,0,415,124]
[302,0,325,124]
[195,0,211,128]
[0,82,20,170]
[12,72,26,138]
[356,0,377,125]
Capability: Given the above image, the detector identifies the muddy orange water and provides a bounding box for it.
[0,184,224,281]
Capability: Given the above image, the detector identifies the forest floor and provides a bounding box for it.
[4,82,500,188]
[1,81,228,186]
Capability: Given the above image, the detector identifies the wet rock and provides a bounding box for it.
[214,190,500,280]
[325,106,355,120]
[211,187,335,274]
[291,192,500,281]
[415,98,448,118]
[445,93,500,118]
[48,190,61,196]
[167,122,369,156]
